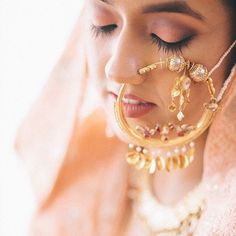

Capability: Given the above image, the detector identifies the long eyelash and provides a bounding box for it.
[91,24,117,38]
[150,33,194,54]
[90,24,193,53]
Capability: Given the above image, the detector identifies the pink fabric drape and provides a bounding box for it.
[15,10,88,207]
[195,65,236,236]
[15,9,129,236]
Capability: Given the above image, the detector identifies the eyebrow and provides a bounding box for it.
[100,0,204,21]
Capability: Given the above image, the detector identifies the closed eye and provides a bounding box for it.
[91,24,117,37]
[151,33,194,53]
[90,23,194,54]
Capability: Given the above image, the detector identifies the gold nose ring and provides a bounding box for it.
[137,55,216,122]
[138,58,168,75]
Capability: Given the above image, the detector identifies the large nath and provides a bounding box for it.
[114,41,236,174]
[115,56,218,148]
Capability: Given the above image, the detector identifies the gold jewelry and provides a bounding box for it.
[126,143,195,174]
[189,64,208,82]
[135,123,195,140]
[114,40,236,174]
[169,69,192,121]
[139,54,213,121]
[114,81,216,173]
[115,83,216,148]
[128,171,206,235]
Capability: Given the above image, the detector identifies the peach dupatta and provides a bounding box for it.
[195,65,236,236]
[15,9,129,236]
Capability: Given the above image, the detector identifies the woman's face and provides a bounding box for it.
[85,0,233,138]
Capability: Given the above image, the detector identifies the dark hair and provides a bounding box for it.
[226,0,236,65]
[226,0,236,26]
[227,0,236,9]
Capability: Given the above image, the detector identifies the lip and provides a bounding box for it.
[108,92,157,118]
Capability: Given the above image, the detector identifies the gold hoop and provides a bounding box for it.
[114,83,218,149]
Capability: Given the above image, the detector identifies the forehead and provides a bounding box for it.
[91,0,228,26]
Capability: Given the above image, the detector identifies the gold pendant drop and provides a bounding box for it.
[169,69,192,121]
[126,142,195,174]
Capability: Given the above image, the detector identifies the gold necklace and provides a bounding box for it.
[128,171,206,236]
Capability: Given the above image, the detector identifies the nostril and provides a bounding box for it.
[106,72,144,85]
[105,62,145,85]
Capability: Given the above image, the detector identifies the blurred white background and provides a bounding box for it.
[0,0,84,235]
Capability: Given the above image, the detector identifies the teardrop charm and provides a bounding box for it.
[177,111,185,121]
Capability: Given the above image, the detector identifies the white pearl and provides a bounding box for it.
[190,142,195,148]
[174,148,180,154]
[151,149,161,156]
[167,152,172,157]
[181,147,187,153]
[129,143,134,149]
[136,146,142,152]
[143,148,148,154]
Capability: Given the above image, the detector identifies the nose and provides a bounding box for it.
[105,27,145,85]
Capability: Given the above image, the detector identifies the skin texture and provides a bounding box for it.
[84,0,234,231]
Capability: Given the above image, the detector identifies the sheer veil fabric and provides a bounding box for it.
[195,65,236,235]
[15,5,236,236]
[15,7,129,236]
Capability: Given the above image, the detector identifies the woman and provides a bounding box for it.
[16,0,236,235]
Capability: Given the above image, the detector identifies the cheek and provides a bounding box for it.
[182,82,209,124]
[86,37,114,105]
[86,38,108,83]
[191,83,209,107]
